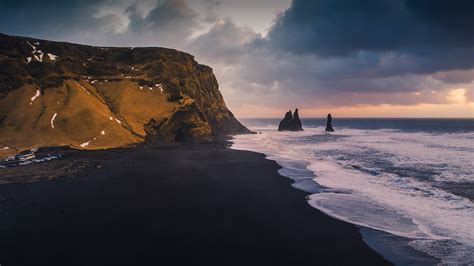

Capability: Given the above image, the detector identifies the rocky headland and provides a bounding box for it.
[0,33,249,158]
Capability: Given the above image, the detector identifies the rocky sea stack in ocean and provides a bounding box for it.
[278,109,303,131]
[0,33,250,157]
[325,113,334,132]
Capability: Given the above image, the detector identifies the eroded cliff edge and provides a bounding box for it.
[0,33,250,157]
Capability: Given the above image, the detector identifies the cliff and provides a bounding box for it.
[0,33,249,157]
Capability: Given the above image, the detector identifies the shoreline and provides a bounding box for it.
[0,142,390,265]
[232,123,473,265]
[231,131,445,265]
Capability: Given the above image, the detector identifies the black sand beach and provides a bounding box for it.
[0,143,390,265]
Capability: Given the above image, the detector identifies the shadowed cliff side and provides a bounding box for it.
[0,33,250,157]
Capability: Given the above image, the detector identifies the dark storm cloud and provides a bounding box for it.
[0,0,111,38]
[234,0,474,108]
[406,0,474,34]
[126,0,198,34]
[0,0,200,47]
[123,0,200,47]
[268,0,474,57]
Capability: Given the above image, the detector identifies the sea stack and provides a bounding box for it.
[278,109,303,131]
[325,113,334,132]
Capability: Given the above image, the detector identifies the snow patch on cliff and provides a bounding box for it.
[80,141,91,148]
[30,89,40,105]
[26,41,56,63]
[47,53,58,61]
[50,113,57,129]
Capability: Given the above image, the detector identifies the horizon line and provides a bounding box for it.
[237,117,474,119]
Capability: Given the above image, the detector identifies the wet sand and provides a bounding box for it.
[0,143,390,265]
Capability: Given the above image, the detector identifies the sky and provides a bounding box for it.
[0,0,473,118]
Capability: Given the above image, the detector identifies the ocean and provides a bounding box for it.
[231,118,474,265]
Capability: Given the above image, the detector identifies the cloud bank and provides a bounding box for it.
[0,0,472,117]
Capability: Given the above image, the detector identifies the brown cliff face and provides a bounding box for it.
[0,33,249,157]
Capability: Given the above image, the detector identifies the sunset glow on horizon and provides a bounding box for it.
[232,87,473,118]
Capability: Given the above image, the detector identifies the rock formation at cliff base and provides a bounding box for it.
[278,109,303,131]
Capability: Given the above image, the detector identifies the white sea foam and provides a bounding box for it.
[232,126,474,264]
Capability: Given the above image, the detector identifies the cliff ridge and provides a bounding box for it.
[0,33,249,157]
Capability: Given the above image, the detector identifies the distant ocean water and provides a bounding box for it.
[232,118,474,265]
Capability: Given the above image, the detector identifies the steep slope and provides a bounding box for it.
[0,33,249,157]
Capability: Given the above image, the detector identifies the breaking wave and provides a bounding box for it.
[232,123,474,264]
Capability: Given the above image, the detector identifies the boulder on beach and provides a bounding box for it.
[278,109,303,131]
[325,113,334,132]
